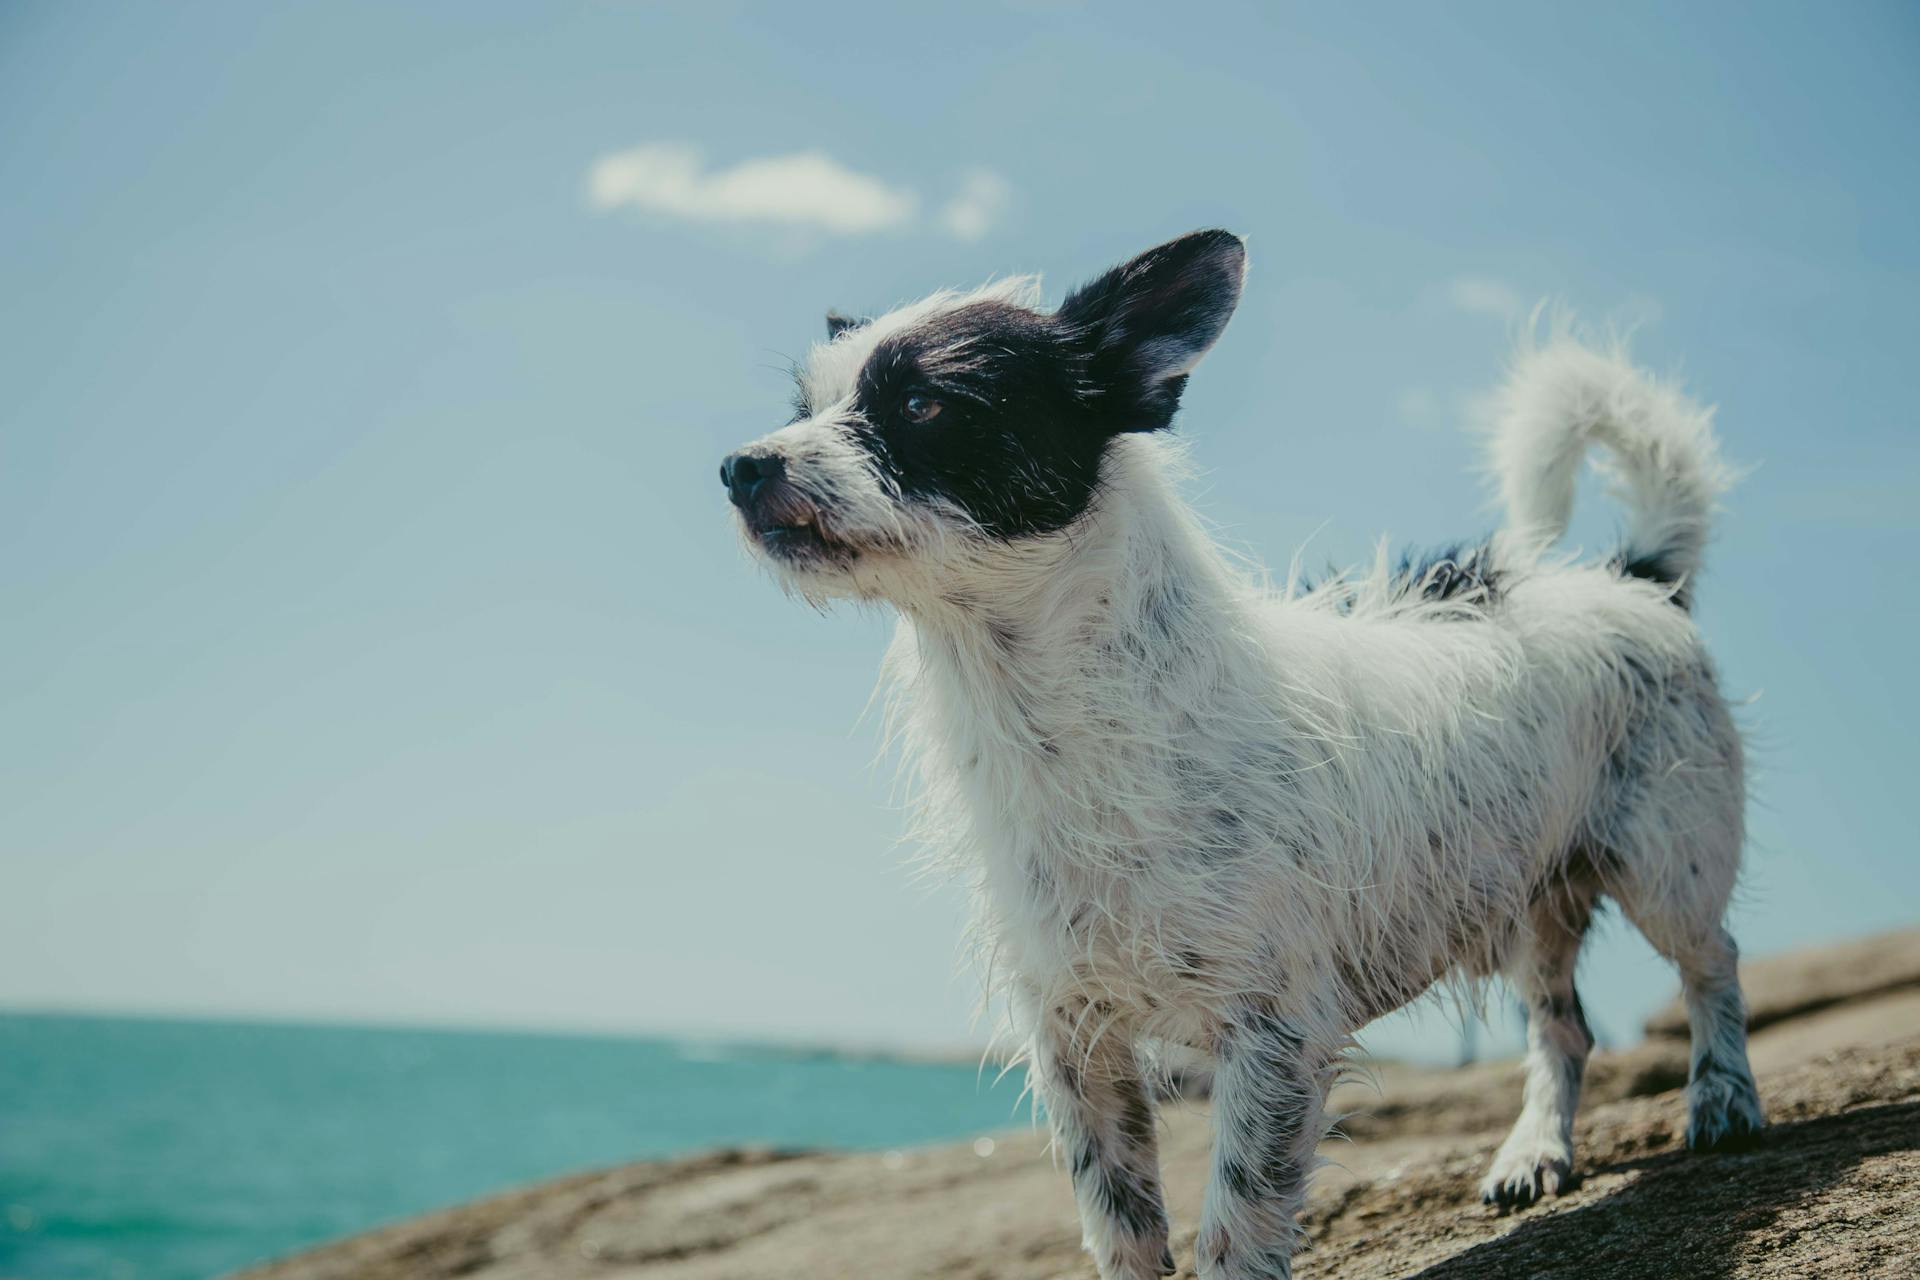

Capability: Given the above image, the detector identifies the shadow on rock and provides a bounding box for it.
[1408,1101,1920,1279]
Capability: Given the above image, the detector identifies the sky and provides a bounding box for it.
[2,1,1916,1062]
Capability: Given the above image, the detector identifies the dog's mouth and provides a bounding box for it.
[735,478,843,562]
[742,493,856,562]
[750,514,833,557]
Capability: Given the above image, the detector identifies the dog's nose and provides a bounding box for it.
[721,449,785,508]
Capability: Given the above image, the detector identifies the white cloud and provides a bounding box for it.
[937,169,1013,242]
[587,143,917,235]
[1446,276,1526,321]
[587,144,1011,242]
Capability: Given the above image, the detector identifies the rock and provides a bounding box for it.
[1295,1040,1920,1279]
[1643,926,1920,1040]
[236,934,1920,1280]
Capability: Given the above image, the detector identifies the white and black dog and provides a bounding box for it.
[721,231,1763,1279]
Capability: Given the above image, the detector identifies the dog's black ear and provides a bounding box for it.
[825,310,864,340]
[1057,229,1247,431]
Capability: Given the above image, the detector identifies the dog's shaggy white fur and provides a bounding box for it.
[724,234,1762,1280]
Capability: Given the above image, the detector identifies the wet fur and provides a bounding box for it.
[724,236,1763,1278]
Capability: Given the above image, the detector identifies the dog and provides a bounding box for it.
[720,230,1763,1279]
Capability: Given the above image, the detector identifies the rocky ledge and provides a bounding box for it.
[240,928,1920,1279]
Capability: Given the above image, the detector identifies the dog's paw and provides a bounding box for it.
[1478,1146,1576,1213]
[1685,1069,1765,1152]
[1092,1234,1177,1280]
[1194,1224,1293,1280]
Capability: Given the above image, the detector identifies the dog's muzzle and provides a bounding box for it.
[721,446,831,556]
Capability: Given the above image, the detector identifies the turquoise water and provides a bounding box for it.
[0,1014,1028,1280]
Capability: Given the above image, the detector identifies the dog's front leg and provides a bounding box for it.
[1021,992,1174,1280]
[1196,1006,1333,1280]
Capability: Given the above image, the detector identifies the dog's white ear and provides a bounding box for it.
[1058,229,1247,431]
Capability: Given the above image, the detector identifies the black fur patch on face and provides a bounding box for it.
[846,301,1112,539]
[799,230,1246,541]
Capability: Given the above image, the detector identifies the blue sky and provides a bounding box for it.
[2,1,1915,1060]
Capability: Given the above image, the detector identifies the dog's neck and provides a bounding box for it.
[889,437,1248,758]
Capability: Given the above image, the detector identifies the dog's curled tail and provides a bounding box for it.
[1488,337,1734,601]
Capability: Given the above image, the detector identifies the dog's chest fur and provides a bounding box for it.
[919,629,1230,1037]
[887,497,1316,1042]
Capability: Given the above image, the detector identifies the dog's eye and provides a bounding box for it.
[903,393,943,424]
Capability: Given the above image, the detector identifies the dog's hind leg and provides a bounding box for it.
[1480,882,1596,1210]
[1612,836,1758,1143]
[1599,664,1764,1150]
[1628,912,1766,1151]
[1607,821,1765,1149]
[1673,926,1764,1149]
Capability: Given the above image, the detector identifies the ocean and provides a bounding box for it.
[0,1013,1029,1280]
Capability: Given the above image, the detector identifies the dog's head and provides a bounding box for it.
[721,230,1246,602]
